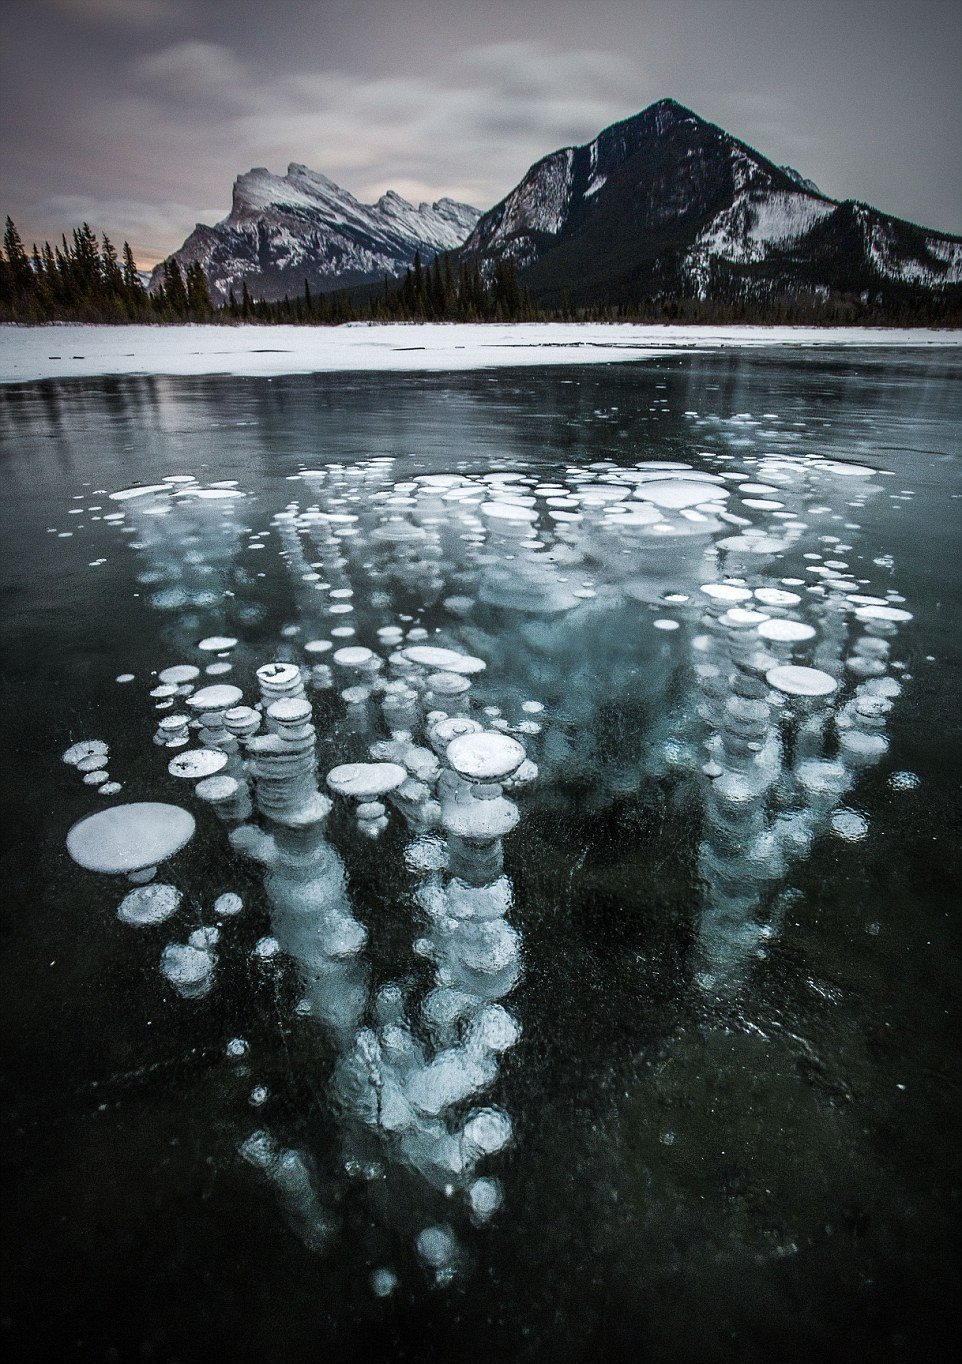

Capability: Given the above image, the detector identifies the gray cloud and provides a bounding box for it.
[3,2,960,267]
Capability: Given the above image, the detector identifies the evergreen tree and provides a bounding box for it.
[185,261,212,317]
[4,217,33,294]
[162,257,189,316]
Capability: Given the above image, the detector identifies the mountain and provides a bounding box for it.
[152,164,480,302]
[461,99,962,311]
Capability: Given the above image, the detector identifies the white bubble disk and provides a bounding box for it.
[117,883,181,925]
[831,808,870,841]
[653,618,680,631]
[115,674,135,684]
[757,619,817,643]
[636,479,729,509]
[187,684,244,713]
[766,665,838,697]
[402,645,486,675]
[754,587,802,607]
[327,762,407,799]
[62,739,109,766]
[469,1177,503,1221]
[446,732,525,782]
[700,583,752,602]
[160,942,214,998]
[214,892,244,916]
[66,803,195,874]
[168,749,229,779]
[158,664,200,686]
[198,636,238,652]
[371,1268,398,1298]
[416,1225,456,1267]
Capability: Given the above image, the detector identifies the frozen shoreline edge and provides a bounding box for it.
[2,321,960,384]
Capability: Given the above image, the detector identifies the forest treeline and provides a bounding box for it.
[2,215,957,327]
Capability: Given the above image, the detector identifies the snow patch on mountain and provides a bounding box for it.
[694,191,836,264]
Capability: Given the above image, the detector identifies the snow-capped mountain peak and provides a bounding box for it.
[155,165,480,302]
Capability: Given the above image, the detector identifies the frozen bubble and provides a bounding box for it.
[831,808,870,842]
[403,646,486,675]
[653,618,680,631]
[469,1177,503,1221]
[754,587,802,607]
[160,942,213,998]
[446,732,525,782]
[238,1130,277,1169]
[766,665,838,697]
[117,883,181,926]
[99,782,122,796]
[888,771,920,792]
[371,1267,398,1298]
[757,619,817,643]
[158,664,200,685]
[253,936,281,960]
[77,753,109,772]
[333,645,374,668]
[198,636,238,651]
[205,662,233,676]
[462,1107,512,1155]
[327,762,407,799]
[416,1225,456,1267]
[405,836,448,874]
[636,478,729,509]
[469,1004,520,1052]
[481,501,537,523]
[187,684,244,712]
[700,583,752,602]
[855,605,913,624]
[214,892,244,916]
[115,674,135,684]
[188,926,220,949]
[67,803,195,874]
[249,1086,269,1106]
[226,1037,249,1059]
[62,739,109,766]
[304,639,333,655]
[168,749,229,779]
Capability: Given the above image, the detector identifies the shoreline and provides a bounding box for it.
[2,321,960,384]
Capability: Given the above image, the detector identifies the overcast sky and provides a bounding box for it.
[2,0,960,267]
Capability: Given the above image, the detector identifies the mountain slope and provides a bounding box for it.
[153,164,479,302]
[462,99,962,310]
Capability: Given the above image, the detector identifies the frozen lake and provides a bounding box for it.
[1,347,960,1363]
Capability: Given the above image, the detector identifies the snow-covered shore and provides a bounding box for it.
[1,322,960,384]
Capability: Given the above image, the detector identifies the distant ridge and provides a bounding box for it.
[460,98,962,310]
[154,99,962,316]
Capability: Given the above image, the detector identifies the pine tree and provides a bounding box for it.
[162,257,189,316]
[185,261,212,317]
[4,217,34,298]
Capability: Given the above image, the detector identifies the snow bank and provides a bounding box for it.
[1,321,959,384]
